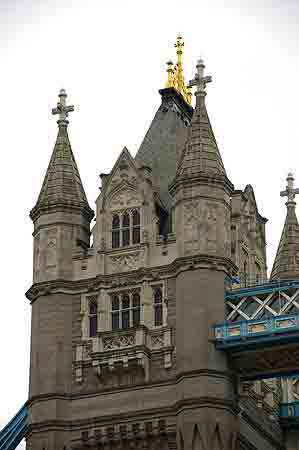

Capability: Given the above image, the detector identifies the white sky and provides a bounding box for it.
[1,1,299,447]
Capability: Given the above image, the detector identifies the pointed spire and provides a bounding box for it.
[271,173,299,280]
[171,59,232,192]
[164,35,192,105]
[30,89,94,222]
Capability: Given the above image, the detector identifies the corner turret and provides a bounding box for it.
[170,59,234,257]
[271,173,299,280]
[30,89,94,282]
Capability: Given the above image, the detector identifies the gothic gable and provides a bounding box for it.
[102,147,146,209]
[231,185,267,286]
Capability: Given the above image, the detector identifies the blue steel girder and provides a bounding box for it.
[280,401,299,430]
[0,404,28,450]
[214,312,299,380]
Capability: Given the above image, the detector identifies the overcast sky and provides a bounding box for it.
[1,1,299,447]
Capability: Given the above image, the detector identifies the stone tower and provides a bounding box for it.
[26,38,277,450]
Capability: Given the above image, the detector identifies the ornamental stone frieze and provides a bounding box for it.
[74,326,173,384]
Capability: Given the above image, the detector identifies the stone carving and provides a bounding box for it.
[110,188,141,210]
[103,333,135,351]
[206,202,217,253]
[183,201,220,255]
[184,201,200,254]
[45,228,57,269]
[151,334,164,349]
[110,251,144,272]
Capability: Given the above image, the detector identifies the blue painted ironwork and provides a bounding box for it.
[280,401,299,418]
[226,279,299,302]
[214,312,299,349]
[0,404,28,450]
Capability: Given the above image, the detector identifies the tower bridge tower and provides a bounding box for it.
[23,37,288,450]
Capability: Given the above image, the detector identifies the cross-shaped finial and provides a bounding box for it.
[188,59,212,95]
[280,173,299,205]
[52,89,74,124]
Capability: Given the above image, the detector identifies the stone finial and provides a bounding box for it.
[280,172,299,206]
[52,89,74,124]
[188,59,212,96]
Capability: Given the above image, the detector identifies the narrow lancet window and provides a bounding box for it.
[132,292,141,327]
[122,213,130,247]
[111,295,120,330]
[112,215,120,248]
[121,294,130,329]
[154,287,163,327]
[132,210,141,244]
[89,300,98,337]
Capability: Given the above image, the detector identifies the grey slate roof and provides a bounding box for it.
[135,88,193,210]
[176,93,227,180]
[271,204,299,280]
[30,123,93,221]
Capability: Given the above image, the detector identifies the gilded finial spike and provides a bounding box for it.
[165,60,175,88]
[164,35,192,105]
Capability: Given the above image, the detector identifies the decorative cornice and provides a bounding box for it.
[30,200,94,224]
[26,254,238,302]
[169,171,234,197]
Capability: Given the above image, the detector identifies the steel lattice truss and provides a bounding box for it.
[226,286,299,322]
[225,281,299,401]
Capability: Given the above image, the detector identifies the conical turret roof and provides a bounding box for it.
[171,60,233,192]
[30,90,93,222]
[176,94,226,178]
[271,173,299,280]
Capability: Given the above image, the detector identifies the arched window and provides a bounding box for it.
[255,262,261,284]
[111,295,120,330]
[110,291,141,329]
[111,210,141,248]
[112,215,120,248]
[243,259,248,287]
[89,300,98,337]
[132,210,141,244]
[154,287,163,327]
[122,213,130,247]
[121,293,130,329]
[132,292,141,327]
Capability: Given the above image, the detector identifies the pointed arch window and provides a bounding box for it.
[111,295,120,330]
[112,215,120,249]
[89,299,98,337]
[110,291,141,330]
[255,261,261,284]
[132,210,141,245]
[122,213,130,247]
[153,287,163,327]
[111,209,141,248]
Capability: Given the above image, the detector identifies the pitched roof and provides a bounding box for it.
[270,204,299,280]
[175,92,227,180]
[135,88,193,210]
[30,123,93,221]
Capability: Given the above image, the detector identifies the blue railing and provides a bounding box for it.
[214,313,299,346]
[280,401,299,418]
[226,279,299,301]
[0,404,28,450]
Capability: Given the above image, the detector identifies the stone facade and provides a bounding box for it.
[25,75,285,450]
